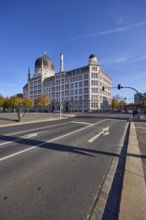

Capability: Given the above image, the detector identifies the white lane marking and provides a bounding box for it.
[0,119,108,162]
[0,122,72,147]
[0,133,39,147]
[0,146,37,161]
[0,138,22,146]
[6,122,71,136]
[71,121,93,125]
[88,126,110,143]
[22,133,38,138]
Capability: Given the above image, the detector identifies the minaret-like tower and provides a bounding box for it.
[27,66,31,82]
[60,52,64,72]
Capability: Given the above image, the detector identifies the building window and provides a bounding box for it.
[65,84,69,89]
[84,74,89,79]
[84,80,88,86]
[79,82,82,87]
[79,89,82,94]
[65,91,69,96]
[71,90,74,95]
[65,79,69,83]
[84,88,88,94]
[84,95,89,100]
[75,89,78,95]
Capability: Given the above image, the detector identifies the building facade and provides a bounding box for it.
[134,93,141,104]
[23,52,112,112]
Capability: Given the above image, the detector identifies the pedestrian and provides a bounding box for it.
[144,109,146,119]
[133,110,138,120]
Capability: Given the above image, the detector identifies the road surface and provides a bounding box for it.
[0,113,129,220]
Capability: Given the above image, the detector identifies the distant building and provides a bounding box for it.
[23,52,112,112]
[134,93,141,104]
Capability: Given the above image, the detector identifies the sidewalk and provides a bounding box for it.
[0,112,73,127]
[135,121,146,183]
[119,121,146,220]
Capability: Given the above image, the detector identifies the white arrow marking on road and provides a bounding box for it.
[22,133,38,138]
[0,133,38,147]
[88,126,110,143]
[0,119,109,161]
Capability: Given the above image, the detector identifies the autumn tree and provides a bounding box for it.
[3,97,10,109]
[112,95,122,102]
[112,99,119,109]
[0,95,5,107]
[112,95,127,110]
[16,93,23,98]
[9,95,23,110]
[141,93,146,105]
[119,100,127,110]
[23,97,34,109]
[36,94,50,112]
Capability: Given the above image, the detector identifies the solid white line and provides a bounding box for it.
[0,138,22,146]
[0,119,109,162]
[71,121,93,125]
[0,146,37,161]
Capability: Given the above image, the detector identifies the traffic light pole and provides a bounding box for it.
[121,86,141,103]
[102,85,141,102]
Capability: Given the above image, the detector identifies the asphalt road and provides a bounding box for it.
[0,114,129,220]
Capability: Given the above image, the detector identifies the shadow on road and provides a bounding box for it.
[0,134,121,158]
[75,114,130,121]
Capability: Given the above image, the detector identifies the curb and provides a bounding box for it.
[0,117,64,128]
[119,122,146,220]
[0,114,76,127]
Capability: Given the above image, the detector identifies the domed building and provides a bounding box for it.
[33,52,55,78]
[89,54,99,65]
[23,52,112,112]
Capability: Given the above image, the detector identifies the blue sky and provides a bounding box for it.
[0,0,146,103]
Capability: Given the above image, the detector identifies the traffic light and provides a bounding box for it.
[118,84,122,90]
[102,86,105,91]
